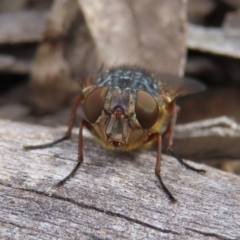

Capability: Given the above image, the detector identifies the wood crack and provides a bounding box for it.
[186,228,238,240]
[0,182,179,236]
[0,220,60,238]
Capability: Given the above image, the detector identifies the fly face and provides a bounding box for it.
[82,66,206,151]
[83,84,161,150]
[103,87,133,147]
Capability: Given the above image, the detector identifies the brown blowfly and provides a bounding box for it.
[24,66,206,203]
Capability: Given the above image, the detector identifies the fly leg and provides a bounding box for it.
[145,133,177,203]
[55,120,92,187]
[165,102,205,174]
[23,95,84,150]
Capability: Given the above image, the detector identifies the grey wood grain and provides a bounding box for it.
[0,10,48,44]
[187,23,240,59]
[78,0,187,76]
[0,119,240,240]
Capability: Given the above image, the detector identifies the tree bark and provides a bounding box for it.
[0,119,240,239]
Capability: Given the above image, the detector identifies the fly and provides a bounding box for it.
[24,66,206,203]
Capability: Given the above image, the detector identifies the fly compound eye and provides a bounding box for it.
[135,90,159,129]
[83,87,108,123]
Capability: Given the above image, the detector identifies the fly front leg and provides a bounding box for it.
[165,102,205,174]
[55,120,92,187]
[145,133,177,203]
[23,95,84,150]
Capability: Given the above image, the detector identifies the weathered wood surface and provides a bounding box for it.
[187,23,240,59]
[0,54,31,74]
[0,119,240,240]
[0,10,48,44]
[78,0,187,75]
[174,116,240,159]
[28,0,91,113]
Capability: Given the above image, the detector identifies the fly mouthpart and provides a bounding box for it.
[113,141,122,148]
[105,107,130,146]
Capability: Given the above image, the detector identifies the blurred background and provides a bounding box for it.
[0,0,240,174]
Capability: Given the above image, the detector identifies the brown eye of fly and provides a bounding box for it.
[135,90,159,129]
[83,87,108,123]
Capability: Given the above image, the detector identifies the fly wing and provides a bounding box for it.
[155,73,206,100]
